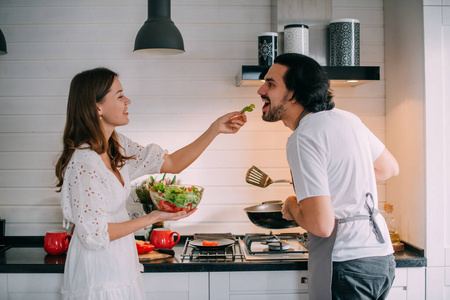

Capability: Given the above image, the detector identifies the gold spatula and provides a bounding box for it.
[245,165,290,188]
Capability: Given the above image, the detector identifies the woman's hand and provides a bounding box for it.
[213,111,247,134]
[147,208,197,224]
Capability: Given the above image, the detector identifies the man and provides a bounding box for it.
[258,53,399,300]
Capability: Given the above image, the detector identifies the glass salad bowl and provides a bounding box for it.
[149,184,204,213]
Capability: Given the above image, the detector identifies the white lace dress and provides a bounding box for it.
[60,133,167,300]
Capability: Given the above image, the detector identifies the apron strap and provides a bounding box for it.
[338,193,385,244]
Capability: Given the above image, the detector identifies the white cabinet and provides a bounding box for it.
[0,274,7,300]
[210,268,425,300]
[142,272,208,300]
[210,270,309,300]
[385,1,449,298]
[387,268,426,300]
[1,272,208,300]
[1,268,423,299]
[6,273,63,300]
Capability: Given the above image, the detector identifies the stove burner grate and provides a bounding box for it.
[244,232,308,255]
[180,237,244,262]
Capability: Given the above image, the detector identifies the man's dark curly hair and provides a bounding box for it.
[274,53,335,112]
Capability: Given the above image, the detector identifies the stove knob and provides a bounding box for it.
[301,277,308,284]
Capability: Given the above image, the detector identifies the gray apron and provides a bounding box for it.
[307,192,385,300]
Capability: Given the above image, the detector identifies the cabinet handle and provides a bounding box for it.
[301,277,308,284]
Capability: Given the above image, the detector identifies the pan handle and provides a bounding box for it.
[261,200,283,204]
[272,179,291,183]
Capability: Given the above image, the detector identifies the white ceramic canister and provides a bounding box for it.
[284,24,309,55]
[329,18,360,66]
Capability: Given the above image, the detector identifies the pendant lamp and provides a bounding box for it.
[134,0,185,54]
[0,29,7,55]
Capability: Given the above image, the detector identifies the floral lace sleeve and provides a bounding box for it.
[62,160,110,250]
[118,133,168,181]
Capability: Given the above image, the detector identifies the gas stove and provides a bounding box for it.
[181,233,242,262]
[240,232,308,261]
[180,232,308,262]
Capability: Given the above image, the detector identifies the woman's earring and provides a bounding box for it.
[99,116,102,120]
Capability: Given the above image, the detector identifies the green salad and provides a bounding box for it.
[146,175,203,212]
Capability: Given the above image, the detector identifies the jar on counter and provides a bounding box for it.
[384,203,404,252]
[284,24,309,55]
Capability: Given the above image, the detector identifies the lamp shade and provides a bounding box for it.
[0,29,7,55]
[134,0,185,54]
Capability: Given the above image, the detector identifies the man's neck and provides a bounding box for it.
[283,104,306,131]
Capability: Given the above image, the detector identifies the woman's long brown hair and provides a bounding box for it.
[55,67,134,191]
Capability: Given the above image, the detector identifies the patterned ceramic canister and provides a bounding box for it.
[329,19,360,66]
[258,32,278,66]
[284,24,309,55]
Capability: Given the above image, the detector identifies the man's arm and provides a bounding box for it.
[282,195,335,237]
[374,148,399,182]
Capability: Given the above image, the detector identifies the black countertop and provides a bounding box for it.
[0,236,426,274]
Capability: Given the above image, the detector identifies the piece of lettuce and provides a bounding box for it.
[240,104,255,114]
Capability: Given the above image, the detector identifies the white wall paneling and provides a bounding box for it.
[0,0,387,236]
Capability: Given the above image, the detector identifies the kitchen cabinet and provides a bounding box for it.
[385,1,450,298]
[387,268,426,300]
[142,272,209,300]
[210,268,425,300]
[210,271,309,300]
[1,273,208,300]
[0,274,7,299]
[0,268,424,299]
[6,273,63,300]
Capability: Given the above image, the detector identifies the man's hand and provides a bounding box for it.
[281,196,298,221]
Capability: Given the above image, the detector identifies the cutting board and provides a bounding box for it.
[138,250,172,262]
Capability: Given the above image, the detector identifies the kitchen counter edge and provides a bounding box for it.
[0,236,426,273]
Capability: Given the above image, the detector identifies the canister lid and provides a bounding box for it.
[330,18,360,24]
[258,32,278,37]
[284,24,309,29]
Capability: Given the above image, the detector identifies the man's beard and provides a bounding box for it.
[262,92,290,122]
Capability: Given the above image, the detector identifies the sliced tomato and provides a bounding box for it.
[136,240,155,254]
[159,200,180,212]
[202,240,219,247]
[156,199,194,213]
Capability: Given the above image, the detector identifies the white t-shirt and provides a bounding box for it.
[286,108,394,261]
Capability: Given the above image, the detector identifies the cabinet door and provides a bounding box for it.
[386,268,407,300]
[0,274,7,300]
[424,3,450,297]
[386,268,425,300]
[7,273,63,300]
[142,272,208,300]
[210,271,309,300]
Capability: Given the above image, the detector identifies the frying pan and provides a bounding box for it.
[189,238,235,250]
[244,201,298,229]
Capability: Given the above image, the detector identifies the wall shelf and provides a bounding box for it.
[236,65,380,87]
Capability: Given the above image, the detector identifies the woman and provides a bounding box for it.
[55,67,247,299]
